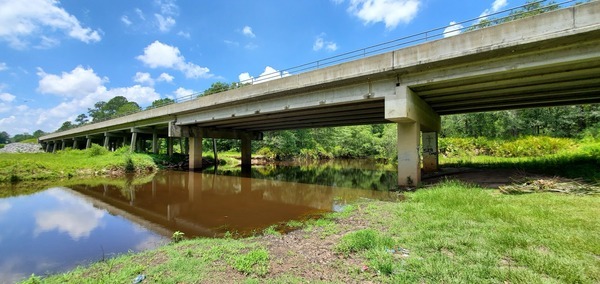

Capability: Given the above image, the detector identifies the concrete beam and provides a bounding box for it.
[169,123,263,140]
[385,86,441,132]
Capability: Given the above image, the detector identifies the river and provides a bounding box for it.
[0,160,400,283]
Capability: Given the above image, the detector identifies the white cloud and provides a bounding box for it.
[224,40,240,47]
[121,15,132,26]
[443,21,464,38]
[157,72,174,83]
[0,62,7,71]
[27,66,161,133]
[480,0,508,18]
[0,201,10,218]
[136,41,212,79]
[37,66,106,97]
[313,33,338,52]
[239,66,291,84]
[347,0,420,29]
[174,87,195,99]
[0,93,15,103]
[242,26,256,38]
[155,14,176,32]
[133,72,154,86]
[0,0,101,49]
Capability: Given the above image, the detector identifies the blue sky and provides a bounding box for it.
[0,0,529,135]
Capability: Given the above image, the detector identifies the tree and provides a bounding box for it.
[0,131,10,144]
[75,114,89,125]
[88,96,139,121]
[202,82,230,96]
[57,121,74,132]
[147,98,175,109]
[468,0,559,31]
[33,130,46,138]
[12,133,33,142]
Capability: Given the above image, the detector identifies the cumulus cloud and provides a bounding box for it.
[136,40,212,79]
[133,72,154,86]
[0,62,7,71]
[0,0,101,49]
[347,0,421,29]
[30,66,161,132]
[313,33,338,52]
[443,21,464,38]
[173,87,195,99]
[239,66,291,84]
[242,26,256,38]
[37,66,106,97]
[157,72,174,83]
[177,31,190,38]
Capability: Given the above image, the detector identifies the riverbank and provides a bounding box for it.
[0,144,156,183]
[25,180,599,283]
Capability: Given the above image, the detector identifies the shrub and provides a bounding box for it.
[336,229,394,255]
[87,144,108,157]
[494,136,573,157]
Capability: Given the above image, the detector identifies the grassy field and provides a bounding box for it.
[0,144,156,183]
[24,180,599,283]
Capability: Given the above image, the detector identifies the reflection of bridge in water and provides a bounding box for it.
[66,171,396,237]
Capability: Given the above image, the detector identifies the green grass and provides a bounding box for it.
[0,144,157,183]
[25,180,599,283]
[352,180,600,283]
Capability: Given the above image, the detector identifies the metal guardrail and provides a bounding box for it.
[55,0,581,134]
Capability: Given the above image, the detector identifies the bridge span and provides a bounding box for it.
[39,1,600,186]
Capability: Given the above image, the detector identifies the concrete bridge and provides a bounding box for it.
[39,1,600,186]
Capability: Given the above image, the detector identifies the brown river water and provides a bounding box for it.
[0,160,400,283]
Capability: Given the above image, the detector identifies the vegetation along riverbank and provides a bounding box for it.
[0,144,156,183]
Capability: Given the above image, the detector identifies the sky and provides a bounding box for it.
[0,0,533,135]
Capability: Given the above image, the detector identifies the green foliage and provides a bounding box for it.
[171,231,185,243]
[202,81,231,96]
[87,144,108,157]
[439,136,574,158]
[0,131,9,144]
[0,144,4,149]
[148,98,175,109]
[232,248,270,276]
[22,274,43,284]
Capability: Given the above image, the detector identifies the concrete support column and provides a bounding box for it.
[103,135,110,149]
[397,122,421,187]
[241,134,252,170]
[52,142,57,153]
[123,136,129,148]
[86,138,92,149]
[189,135,203,170]
[167,137,174,156]
[130,132,138,152]
[422,132,439,173]
[73,139,79,150]
[61,140,66,150]
[152,132,159,154]
[45,142,51,152]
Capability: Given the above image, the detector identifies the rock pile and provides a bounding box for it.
[0,143,44,153]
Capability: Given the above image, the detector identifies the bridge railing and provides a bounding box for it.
[51,0,581,135]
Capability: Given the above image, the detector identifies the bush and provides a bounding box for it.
[336,229,394,255]
[86,144,108,157]
[494,136,573,157]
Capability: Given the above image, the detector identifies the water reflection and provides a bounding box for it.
[0,187,166,284]
[66,170,398,239]
[0,160,402,283]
